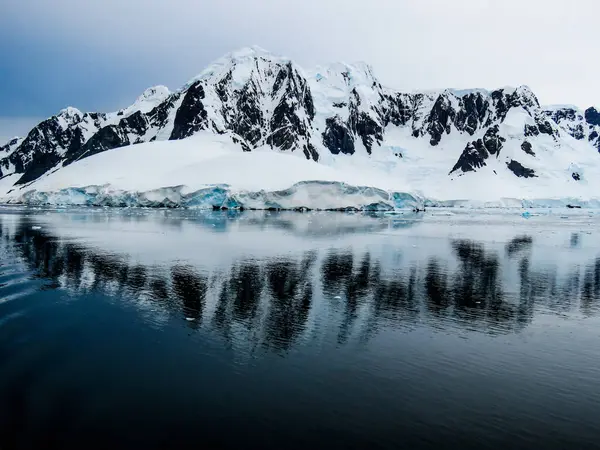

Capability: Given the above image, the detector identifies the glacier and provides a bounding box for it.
[15,182,423,211]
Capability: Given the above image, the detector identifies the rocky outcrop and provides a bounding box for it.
[506,160,536,178]
[521,141,535,156]
[266,63,316,160]
[170,81,209,140]
[585,107,600,126]
[545,105,600,151]
[450,125,505,174]
[322,116,354,155]
[450,141,489,174]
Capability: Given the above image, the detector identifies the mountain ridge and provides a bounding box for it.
[1,46,599,201]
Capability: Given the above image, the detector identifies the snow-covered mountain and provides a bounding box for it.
[1,46,599,209]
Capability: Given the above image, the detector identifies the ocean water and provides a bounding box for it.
[1,207,600,449]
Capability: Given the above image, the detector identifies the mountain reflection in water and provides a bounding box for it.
[1,209,600,449]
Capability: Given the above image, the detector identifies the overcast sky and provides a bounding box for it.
[1,0,598,143]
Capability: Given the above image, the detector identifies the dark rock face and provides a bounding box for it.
[232,81,265,146]
[549,107,578,123]
[570,125,585,140]
[266,63,317,160]
[67,126,130,165]
[572,172,581,181]
[585,108,600,151]
[322,116,355,155]
[482,125,505,156]
[64,111,148,165]
[347,90,383,154]
[454,93,489,135]
[5,112,88,183]
[1,138,20,156]
[450,141,489,174]
[303,143,319,162]
[590,130,599,151]
[521,141,535,156]
[120,110,148,138]
[450,125,505,174]
[536,117,555,136]
[15,151,63,185]
[506,160,536,178]
[546,106,593,142]
[170,82,208,140]
[382,93,413,127]
[147,93,180,129]
[524,124,540,137]
[585,107,600,126]
[352,112,383,154]
[426,95,454,146]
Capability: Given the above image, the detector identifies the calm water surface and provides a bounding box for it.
[1,207,600,449]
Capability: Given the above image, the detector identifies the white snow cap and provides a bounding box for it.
[189,45,293,86]
[447,88,491,97]
[311,61,379,89]
[58,107,83,119]
[543,104,582,112]
[139,85,170,101]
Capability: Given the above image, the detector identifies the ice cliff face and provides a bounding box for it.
[1,46,599,188]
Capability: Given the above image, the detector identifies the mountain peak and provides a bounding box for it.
[188,46,292,87]
[139,85,170,101]
[312,61,379,90]
[2,47,599,195]
[227,45,274,60]
[58,106,83,119]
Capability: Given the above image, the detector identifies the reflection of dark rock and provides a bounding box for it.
[321,251,354,296]
[581,258,600,314]
[172,265,207,322]
[570,233,579,248]
[264,252,316,351]
[451,240,502,307]
[373,267,418,323]
[214,261,263,336]
[424,259,450,311]
[5,214,600,351]
[505,236,533,257]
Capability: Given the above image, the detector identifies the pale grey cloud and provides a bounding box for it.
[2,0,599,110]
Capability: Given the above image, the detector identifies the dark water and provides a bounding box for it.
[1,208,600,449]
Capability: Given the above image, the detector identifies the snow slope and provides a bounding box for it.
[1,46,600,209]
[4,129,600,210]
[5,133,417,210]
